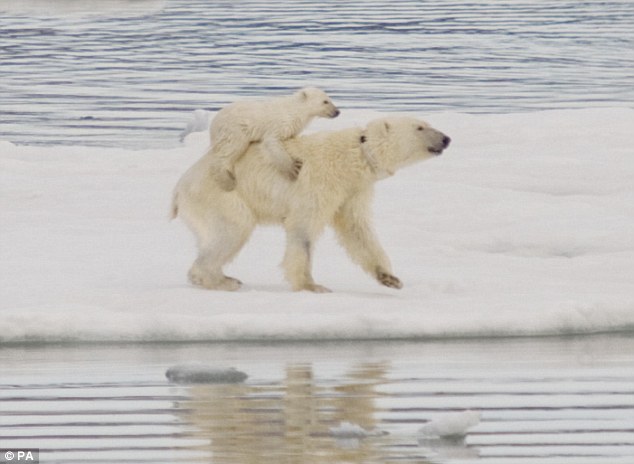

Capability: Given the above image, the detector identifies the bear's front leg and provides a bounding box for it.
[332,191,403,290]
[282,223,330,293]
[376,267,403,289]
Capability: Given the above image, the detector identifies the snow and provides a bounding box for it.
[1,108,633,343]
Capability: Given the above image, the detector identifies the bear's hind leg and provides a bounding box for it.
[188,259,242,291]
[188,216,254,291]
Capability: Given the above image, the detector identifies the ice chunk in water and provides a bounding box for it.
[179,109,211,141]
[330,421,388,438]
[418,410,481,438]
[165,363,247,384]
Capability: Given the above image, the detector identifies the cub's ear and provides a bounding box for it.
[300,90,308,100]
[384,121,390,132]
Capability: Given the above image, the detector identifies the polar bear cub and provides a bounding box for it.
[207,87,340,191]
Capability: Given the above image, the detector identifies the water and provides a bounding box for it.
[2,335,634,463]
[1,0,633,148]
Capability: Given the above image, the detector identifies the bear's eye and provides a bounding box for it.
[323,100,329,104]
[417,126,425,131]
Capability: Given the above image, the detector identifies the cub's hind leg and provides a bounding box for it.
[207,128,251,192]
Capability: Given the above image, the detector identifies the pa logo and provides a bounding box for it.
[3,450,36,462]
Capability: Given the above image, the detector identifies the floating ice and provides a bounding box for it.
[418,410,481,438]
[179,109,212,142]
[165,363,248,384]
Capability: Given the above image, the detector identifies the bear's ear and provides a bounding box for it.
[300,90,308,101]
[384,121,390,131]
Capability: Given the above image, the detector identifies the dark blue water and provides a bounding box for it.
[1,0,633,147]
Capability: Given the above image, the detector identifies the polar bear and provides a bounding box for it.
[172,116,450,292]
[207,87,340,191]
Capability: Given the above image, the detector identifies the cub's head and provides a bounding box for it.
[295,86,340,118]
[364,116,450,173]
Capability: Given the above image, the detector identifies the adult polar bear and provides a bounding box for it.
[172,116,450,292]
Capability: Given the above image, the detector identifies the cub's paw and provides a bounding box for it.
[288,159,303,181]
[377,270,402,289]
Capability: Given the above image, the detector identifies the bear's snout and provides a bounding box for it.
[428,132,450,155]
[331,109,341,118]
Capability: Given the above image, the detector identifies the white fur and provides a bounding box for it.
[172,116,450,292]
[206,87,339,190]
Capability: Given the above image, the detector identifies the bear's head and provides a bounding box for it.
[363,116,450,174]
[296,87,340,119]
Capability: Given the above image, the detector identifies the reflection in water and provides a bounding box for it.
[3,338,631,463]
[174,363,432,463]
[418,437,480,462]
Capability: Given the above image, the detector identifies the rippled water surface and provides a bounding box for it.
[1,0,633,147]
[2,336,634,463]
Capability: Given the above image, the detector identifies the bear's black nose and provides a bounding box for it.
[442,135,451,148]
[333,109,341,117]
